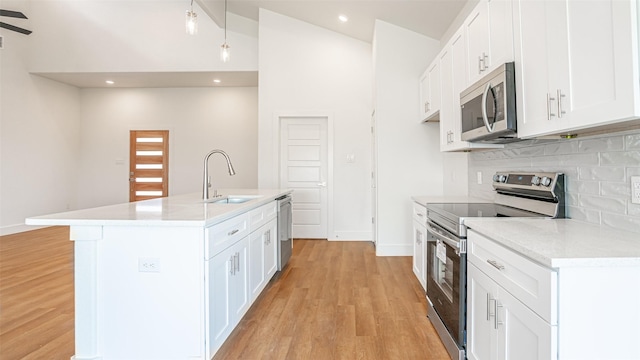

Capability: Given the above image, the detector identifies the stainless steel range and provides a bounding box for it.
[425,171,565,360]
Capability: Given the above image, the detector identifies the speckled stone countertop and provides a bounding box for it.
[464,218,640,268]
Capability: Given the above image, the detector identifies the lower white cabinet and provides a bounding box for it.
[207,236,250,358]
[205,200,279,358]
[412,202,427,290]
[467,229,640,360]
[249,218,278,301]
[467,263,555,360]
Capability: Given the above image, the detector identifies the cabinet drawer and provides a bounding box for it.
[249,201,277,231]
[205,213,250,259]
[413,202,427,223]
[467,229,557,324]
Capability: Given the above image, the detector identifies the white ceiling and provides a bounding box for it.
[201,0,469,44]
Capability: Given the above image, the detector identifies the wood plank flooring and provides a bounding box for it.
[213,239,450,360]
[0,228,449,360]
[0,226,74,360]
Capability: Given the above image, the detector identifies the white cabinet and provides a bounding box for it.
[467,228,640,360]
[249,218,278,301]
[465,0,514,85]
[412,202,427,290]
[419,60,440,122]
[467,231,557,360]
[514,0,640,138]
[205,200,279,358]
[439,28,504,152]
[467,263,555,360]
[207,235,249,358]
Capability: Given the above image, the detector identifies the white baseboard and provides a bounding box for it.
[0,223,49,236]
[375,244,412,256]
[329,231,372,241]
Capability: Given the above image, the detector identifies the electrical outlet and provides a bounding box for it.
[138,257,160,272]
[477,171,483,185]
[632,176,640,205]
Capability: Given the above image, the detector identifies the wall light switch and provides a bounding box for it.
[632,176,640,205]
[477,171,483,185]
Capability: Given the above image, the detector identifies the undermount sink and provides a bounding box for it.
[204,195,263,204]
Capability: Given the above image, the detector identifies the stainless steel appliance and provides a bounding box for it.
[425,171,565,360]
[461,62,518,144]
[277,195,293,270]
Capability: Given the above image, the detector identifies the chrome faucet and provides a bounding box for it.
[202,149,236,200]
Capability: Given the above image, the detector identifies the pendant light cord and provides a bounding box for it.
[224,0,227,42]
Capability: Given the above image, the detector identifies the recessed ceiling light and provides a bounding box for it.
[338,14,348,23]
[213,79,221,84]
[105,80,115,85]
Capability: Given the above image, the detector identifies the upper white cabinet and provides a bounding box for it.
[439,29,504,152]
[465,0,514,85]
[514,0,640,138]
[419,60,441,122]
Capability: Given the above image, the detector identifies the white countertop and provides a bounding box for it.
[412,195,489,206]
[464,218,640,268]
[25,189,292,228]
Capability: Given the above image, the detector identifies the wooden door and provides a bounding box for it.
[129,130,169,202]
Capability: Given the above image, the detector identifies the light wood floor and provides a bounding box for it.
[0,226,74,360]
[0,228,449,360]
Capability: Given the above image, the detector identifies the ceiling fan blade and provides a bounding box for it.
[0,22,32,35]
[0,10,28,19]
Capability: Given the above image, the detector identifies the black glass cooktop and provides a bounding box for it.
[427,202,546,219]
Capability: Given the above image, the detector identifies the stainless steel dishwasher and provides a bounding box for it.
[276,195,292,270]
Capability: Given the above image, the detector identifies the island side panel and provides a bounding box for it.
[70,225,103,360]
[73,225,206,359]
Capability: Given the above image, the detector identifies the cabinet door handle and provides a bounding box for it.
[487,259,505,270]
[478,56,483,73]
[486,293,493,321]
[234,252,240,273]
[494,302,503,329]
[228,229,239,236]
[482,52,489,70]
[557,89,566,118]
[229,256,235,275]
[546,93,557,120]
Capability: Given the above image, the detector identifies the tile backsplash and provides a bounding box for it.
[468,129,640,234]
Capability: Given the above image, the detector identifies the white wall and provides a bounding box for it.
[257,9,373,240]
[77,87,258,208]
[28,1,258,72]
[373,20,443,256]
[0,0,82,234]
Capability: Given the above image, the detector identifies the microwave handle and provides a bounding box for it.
[481,82,495,133]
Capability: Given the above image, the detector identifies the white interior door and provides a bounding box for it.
[370,110,377,246]
[280,117,328,239]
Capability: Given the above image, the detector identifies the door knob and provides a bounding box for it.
[317,182,327,187]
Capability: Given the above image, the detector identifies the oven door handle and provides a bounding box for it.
[426,222,461,251]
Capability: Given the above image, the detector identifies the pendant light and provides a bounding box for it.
[185,0,198,35]
[220,0,230,62]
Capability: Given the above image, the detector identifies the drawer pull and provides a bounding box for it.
[228,229,240,236]
[487,259,505,270]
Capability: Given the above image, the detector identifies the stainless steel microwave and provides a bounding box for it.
[460,62,518,144]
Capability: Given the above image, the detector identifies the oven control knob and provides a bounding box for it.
[541,176,552,187]
[531,176,541,186]
[492,174,500,182]
[499,175,507,183]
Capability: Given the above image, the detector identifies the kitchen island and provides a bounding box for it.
[26,189,291,360]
